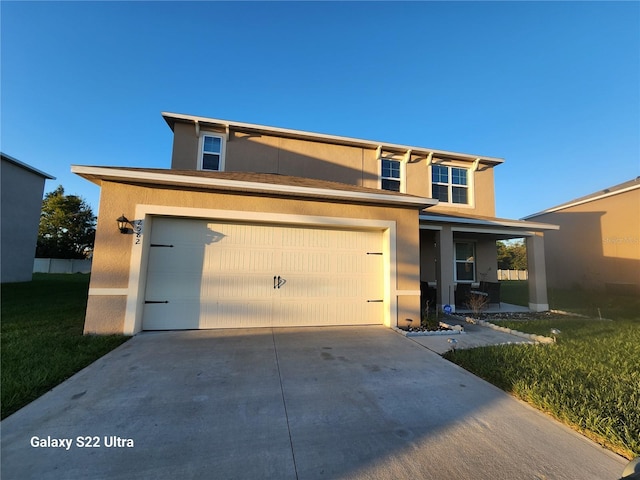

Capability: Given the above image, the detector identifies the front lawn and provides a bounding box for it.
[500,280,640,319]
[1,274,129,419]
[446,283,640,459]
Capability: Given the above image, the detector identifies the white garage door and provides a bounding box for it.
[142,217,384,330]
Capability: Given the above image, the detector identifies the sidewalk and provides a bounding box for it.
[407,316,539,354]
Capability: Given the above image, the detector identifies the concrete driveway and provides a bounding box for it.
[1,326,626,479]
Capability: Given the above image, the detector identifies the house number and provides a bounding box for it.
[133,220,143,245]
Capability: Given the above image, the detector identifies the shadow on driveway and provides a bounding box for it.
[1,326,626,479]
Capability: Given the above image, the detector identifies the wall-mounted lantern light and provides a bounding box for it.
[117,214,131,234]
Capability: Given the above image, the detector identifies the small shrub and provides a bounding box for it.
[466,292,489,315]
[418,300,438,330]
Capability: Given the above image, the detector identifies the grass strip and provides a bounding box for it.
[445,316,640,459]
[1,274,129,419]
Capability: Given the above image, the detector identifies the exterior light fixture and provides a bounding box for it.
[117,215,130,234]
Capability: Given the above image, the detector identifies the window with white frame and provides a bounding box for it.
[455,242,475,282]
[432,165,469,204]
[381,158,401,192]
[200,134,224,171]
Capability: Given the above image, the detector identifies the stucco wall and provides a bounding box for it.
[85,180,422,334]
[475,240,499,283]
[529,188,640,292]
[1,159,47,283]
[170,122,200,170]
[169,122,497,216]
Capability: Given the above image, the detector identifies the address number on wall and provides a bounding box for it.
[133,220,143,245]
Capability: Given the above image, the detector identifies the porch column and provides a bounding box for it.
[526,232,550,312]
[436,225,455,312]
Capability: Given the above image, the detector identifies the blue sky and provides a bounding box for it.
[2,1,638,220]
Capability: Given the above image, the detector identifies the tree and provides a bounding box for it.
[497,240,528,270]
[36,186,96,259]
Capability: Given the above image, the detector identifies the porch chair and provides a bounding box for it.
[479,281,501,307]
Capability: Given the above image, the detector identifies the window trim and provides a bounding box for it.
[454,241,476,283]
[379,156,405,193]
[197,132,226,171]
[430,163,474,208]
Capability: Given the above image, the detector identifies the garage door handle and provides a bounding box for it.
[367,299,384,303]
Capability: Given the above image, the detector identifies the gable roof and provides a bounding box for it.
[523,177,640,219]
[162,112,505,166]
[71,166,437,209]
[1,152,55,179]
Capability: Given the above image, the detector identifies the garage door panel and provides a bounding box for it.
[210,248,276,274]
[143,218,384,330]
[273,301,331,327]
[203,301,272,329]
[145,273,202,301]
[219,223,276,248]
[204,273,274,299]
[143,302,201,330]
[147,248,199,273]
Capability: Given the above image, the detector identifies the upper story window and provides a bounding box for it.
[381,159,401,192]
[200,134,225,171]
[432,165,469,204]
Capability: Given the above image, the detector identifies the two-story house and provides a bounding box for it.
[73,112,557,335]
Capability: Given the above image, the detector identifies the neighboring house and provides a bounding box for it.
[524,178,640,294]
[1,153,55,283]
[72,112,557,335]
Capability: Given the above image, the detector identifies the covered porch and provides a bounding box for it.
[419,212,559,314]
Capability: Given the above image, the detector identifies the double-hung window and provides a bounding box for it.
[455,242,475,282]
[432,165,469,204]
[200,134,224,171]
[381,159,401,192]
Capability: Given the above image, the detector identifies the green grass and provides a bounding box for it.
[1,274,129,419]
[447,282,640,459]
[500,280,640,319]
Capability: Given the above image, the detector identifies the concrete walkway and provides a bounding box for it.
[455,302,531,314]
[1,327,626,479]
[408,316,539,355]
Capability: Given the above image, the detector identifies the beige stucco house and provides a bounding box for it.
[524,178,640,294]
[73,112,557,335]
[1,153,55,283]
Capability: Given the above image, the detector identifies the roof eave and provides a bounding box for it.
[71,165,436,209]
[523,182,640,219]
[1,153,55,179]
[419,213,559,232]
[161,112,505,165]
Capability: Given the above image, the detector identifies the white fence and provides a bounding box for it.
[497,269,528,280]
[33,258,92,274]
